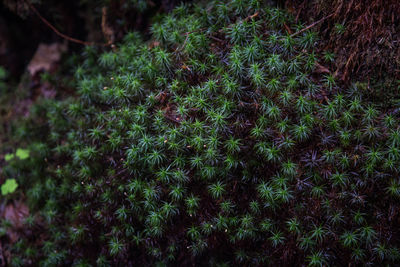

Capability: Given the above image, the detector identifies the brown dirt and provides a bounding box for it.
[283,0,400,84]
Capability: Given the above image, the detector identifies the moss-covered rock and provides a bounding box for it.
[4,0,400,265]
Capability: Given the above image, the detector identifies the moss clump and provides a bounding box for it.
[4,0,400,265]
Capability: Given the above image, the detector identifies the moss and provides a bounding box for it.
[3,0,400,265]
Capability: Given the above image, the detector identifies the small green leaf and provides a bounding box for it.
[1,179,18,195]
[4,154,15,161]
[16,148,30,160]
[0,67,6,80]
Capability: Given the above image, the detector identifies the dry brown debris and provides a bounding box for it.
[284,0,400,83]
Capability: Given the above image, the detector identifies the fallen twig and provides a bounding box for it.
[25,0,112,47]
[175,28,206,52]
[218,12,260,33]
[290,13,334,37]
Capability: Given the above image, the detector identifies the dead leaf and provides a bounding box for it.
[27,42,67,77]
[1,201,29,244]
[39,82,57,99]
[149,41,160,49]
[101,7,115,46]
[314,62,331,74]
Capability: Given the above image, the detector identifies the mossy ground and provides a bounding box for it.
[1,0,400,266]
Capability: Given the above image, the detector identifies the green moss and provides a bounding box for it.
[4,0,400,265]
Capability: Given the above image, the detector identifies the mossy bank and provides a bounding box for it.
[3,0,400,266]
